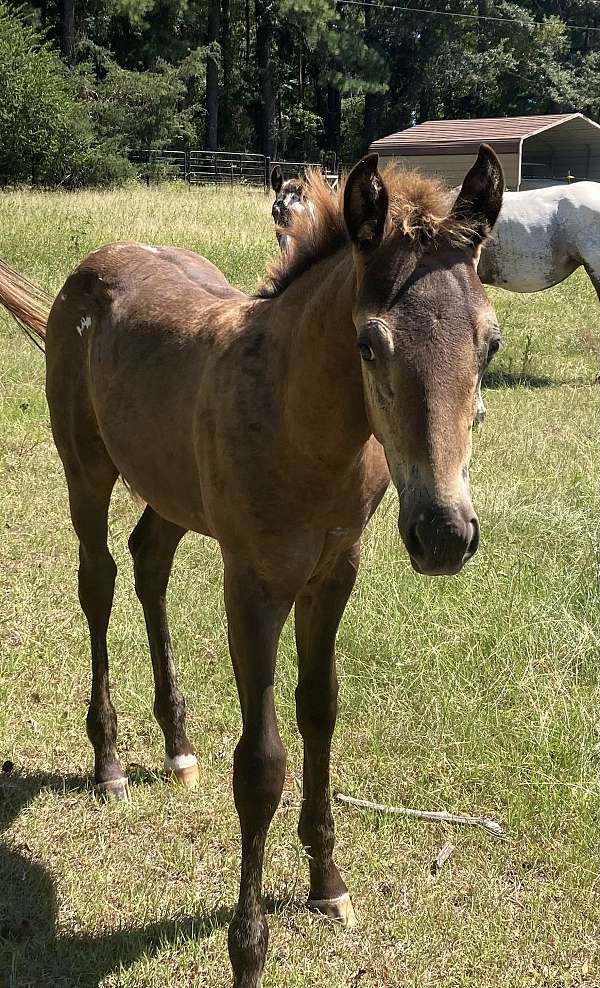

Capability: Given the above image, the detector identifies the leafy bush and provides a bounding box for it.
[65,144,136,188]
[0,2,94,184]
[76,40,200,153]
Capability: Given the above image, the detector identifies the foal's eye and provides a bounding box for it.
[357,340,375,362]
[487,337,501,363]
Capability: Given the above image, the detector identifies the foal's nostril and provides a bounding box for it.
[406,521,426,561]
[464,517,480,560]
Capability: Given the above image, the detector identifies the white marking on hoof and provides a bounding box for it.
[77,315,92,337]
[164,753,198,772]
[164,753,199,790]
[307,892,355,928]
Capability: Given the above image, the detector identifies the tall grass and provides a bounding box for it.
[0,184,597,987]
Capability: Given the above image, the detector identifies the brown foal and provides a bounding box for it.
[0,147,503,988]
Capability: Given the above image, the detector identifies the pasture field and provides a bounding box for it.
[0,184,598,988]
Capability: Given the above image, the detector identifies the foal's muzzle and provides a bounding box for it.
[400,502,480,576]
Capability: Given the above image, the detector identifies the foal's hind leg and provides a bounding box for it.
[129,506,198,788]
[294,543,360,927]
[65,459,129,800]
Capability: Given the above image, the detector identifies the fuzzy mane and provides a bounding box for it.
[257,165,478,299]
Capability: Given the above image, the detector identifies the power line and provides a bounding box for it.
[336,0,600,33]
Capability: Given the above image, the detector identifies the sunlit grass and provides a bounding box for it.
[0,184,598,987]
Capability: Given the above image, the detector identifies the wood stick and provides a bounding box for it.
[334,791,504,837]
[430,840,455,874]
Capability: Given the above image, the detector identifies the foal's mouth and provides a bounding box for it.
[408,553,471,577]
[400,510,480,577]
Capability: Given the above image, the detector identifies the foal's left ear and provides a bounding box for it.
[344,154,388,252]
[271,165,283,194]
[451,144,504,245]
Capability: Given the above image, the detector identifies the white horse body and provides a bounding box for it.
[478,182,600,296]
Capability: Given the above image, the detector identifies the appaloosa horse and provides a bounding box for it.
[0,147,503,988]
[476,182,600,300]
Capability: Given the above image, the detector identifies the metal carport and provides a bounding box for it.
[369,114,600,190]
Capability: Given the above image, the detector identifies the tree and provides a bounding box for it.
[0,1,92,183]
[205,0,220,149]
[58,0,75,63]
[255,0,275,156]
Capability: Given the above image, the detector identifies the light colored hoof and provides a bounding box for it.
[307,892,356,929]
[97,777,130,802]
[164,754,199,790]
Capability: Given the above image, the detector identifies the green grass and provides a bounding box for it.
[0,184,598,988]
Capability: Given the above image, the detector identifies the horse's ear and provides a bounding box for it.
[271,165,283,194]
[451,144,504,245]
[344,153,388,252]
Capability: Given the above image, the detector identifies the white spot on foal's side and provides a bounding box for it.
[140,244,160,254]
[164,753,198,773]
[77,315,92,337]
[59,292,67,301]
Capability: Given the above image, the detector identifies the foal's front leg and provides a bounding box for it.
[294,544,360,926]
[224,562,293,988]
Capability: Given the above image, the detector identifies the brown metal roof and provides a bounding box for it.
[369,114,600,156]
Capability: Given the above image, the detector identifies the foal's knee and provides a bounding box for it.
[296,680,338,742]
[233,730,286,828]
[78,548,117,625]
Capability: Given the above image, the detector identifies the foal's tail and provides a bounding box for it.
[0,257,52,353]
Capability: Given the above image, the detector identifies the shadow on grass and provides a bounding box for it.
[484,370,565,389]
[483,368,599,389]
[0,771,236,987]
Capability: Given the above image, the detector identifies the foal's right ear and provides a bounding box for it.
[344,154,388,252]
[271,165,283,194]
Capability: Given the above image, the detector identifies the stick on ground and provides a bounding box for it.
[430,840,456,874]
[334,791,504,837]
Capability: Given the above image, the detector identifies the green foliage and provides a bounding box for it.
[77,55,194,151]
[5,0,600,182]
[0,1,92,183]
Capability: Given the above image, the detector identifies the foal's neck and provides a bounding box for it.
[270,249,371,466]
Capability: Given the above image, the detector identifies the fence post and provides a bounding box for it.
[264,156,271,191]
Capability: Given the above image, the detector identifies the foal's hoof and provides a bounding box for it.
[164,754,199,790]
[307,892,356,929]
[97,777,130,802]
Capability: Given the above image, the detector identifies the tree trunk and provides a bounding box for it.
[245,0,251,65]
[219,0,232,145]
[364,93,383,150]
[363,0,382,149]
[255,0,275,157]
[58,0,75,65]
[324,83,341,156]
[205,0,220,149]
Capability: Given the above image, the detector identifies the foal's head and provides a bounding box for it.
[344,146,503,575]
[271,165,307,250]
